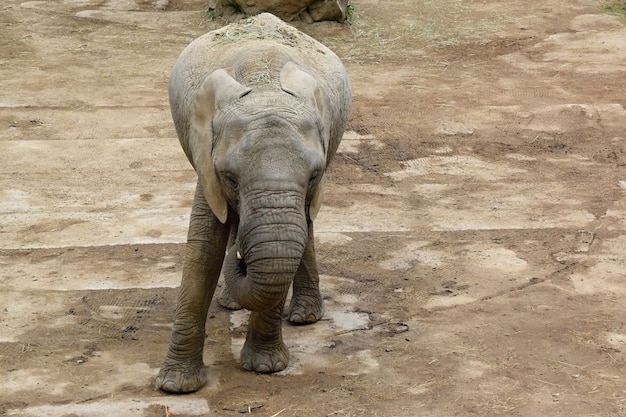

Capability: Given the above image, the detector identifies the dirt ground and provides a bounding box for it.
[1,0,626,415]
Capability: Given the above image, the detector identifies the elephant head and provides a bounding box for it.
[186,61,329,312]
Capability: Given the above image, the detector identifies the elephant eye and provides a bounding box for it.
[223,173,238,191]
[308,170,320,189]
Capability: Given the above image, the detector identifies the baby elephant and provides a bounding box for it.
[156,13,352,393]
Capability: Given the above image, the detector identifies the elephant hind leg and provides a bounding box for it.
[217,281,242,310]
[288,222,324,325]
[218,223,243,310]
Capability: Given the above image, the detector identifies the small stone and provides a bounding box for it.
[436,121,474,136]
[394,324,409,334]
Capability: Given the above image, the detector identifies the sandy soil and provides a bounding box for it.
[1,0,626,415]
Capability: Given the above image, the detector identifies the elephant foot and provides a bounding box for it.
[217,283,242,310]
[288,293,324,324]
[240,339,290,373]
[155,362,207,394]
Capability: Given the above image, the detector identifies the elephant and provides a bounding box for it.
[155,13,351,393]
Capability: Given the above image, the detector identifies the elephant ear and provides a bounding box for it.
[308,175,325,221]
[279,61,327,146]
[190,68,251,224]
[280,61,329,222]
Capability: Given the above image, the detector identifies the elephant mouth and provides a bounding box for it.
[235,251,247,276]
[226,248,247,278]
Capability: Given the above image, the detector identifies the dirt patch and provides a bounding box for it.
[1,0,626,416]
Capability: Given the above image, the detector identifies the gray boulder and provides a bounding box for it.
[210,0,349,22]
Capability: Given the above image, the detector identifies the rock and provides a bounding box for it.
[308,0,348,22]
[212,0,349,22]
[233,0,311,21]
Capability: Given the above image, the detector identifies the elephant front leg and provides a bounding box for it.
[156,184,229,393]
[289,221,324,324]
[240,301,290,373]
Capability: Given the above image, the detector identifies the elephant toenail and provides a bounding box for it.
[161,380,179,393]
[256,364,271,373]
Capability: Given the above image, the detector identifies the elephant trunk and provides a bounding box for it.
[223,189,307,311]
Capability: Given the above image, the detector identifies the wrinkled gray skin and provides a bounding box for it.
[155,13,351,393]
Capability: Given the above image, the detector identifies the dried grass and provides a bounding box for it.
[322,0,511,63]
[205,14,315,50]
